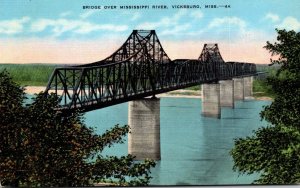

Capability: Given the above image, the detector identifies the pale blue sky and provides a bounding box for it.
[0,0,299,64]
[1,0,299,40]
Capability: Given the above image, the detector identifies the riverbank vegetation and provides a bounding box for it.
[230,29,300,184]
[0,70,156,187]
[253,67,278,99]
[0,64,56,86]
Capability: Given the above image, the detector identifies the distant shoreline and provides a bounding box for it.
[24,86,272,101]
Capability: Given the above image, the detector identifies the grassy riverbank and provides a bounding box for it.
[252,64,278,99]
[253,79,274,98]
[0,64,56,86]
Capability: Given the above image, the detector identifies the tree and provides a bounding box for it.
[230,29,300,184]
[0,70,156,187]
[0,70,26,186]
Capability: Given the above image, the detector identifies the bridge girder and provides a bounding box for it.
[44,30,257,113]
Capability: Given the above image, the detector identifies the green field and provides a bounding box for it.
[0,64,57,86]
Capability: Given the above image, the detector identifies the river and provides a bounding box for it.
[83,97,270,185]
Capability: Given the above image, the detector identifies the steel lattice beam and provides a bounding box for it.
[44,30,257,113]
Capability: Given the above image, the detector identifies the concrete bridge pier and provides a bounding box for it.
[219,80,234,108]
[243,76,253,99]
[233,78,244,100]
[201,83,221,118]
[128,98,161,160]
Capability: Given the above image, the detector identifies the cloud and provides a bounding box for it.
[145,10,203,37]
[185,15,271,45]
[208,17,246,29]
[30,18,77,36]
[74,23,128,34]
[30,18,128,36]
[136,9,187,29]
[190,11,203,19]
[60,11,72,17]
[204,16,249,41]
[30,19,56,32]
[277,16,300,31]
[136,21,160,30]
[173,9,188,21]
[0,17,30,35]
[130,12,141,21]
[80,10,97,19]
[136,10,204,37]
[265,13,280,22]
[160,23,191,36]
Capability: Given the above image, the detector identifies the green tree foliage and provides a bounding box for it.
[0,70,155,187]
[230,29,300,184]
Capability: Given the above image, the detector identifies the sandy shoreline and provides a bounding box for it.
[24,86,46,94]
[24,86,272,100]
[24,86,202,98]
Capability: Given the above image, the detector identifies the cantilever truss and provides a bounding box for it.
[44,30,257,113]
[77,30,171,67]
[198,43,225,63]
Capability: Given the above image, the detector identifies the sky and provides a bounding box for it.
[0,0,299,64]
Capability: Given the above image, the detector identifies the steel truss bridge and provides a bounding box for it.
[44,30,257,113]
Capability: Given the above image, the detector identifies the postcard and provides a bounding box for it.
[0,0,299,186]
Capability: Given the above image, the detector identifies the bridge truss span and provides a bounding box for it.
[44,30,257,113]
